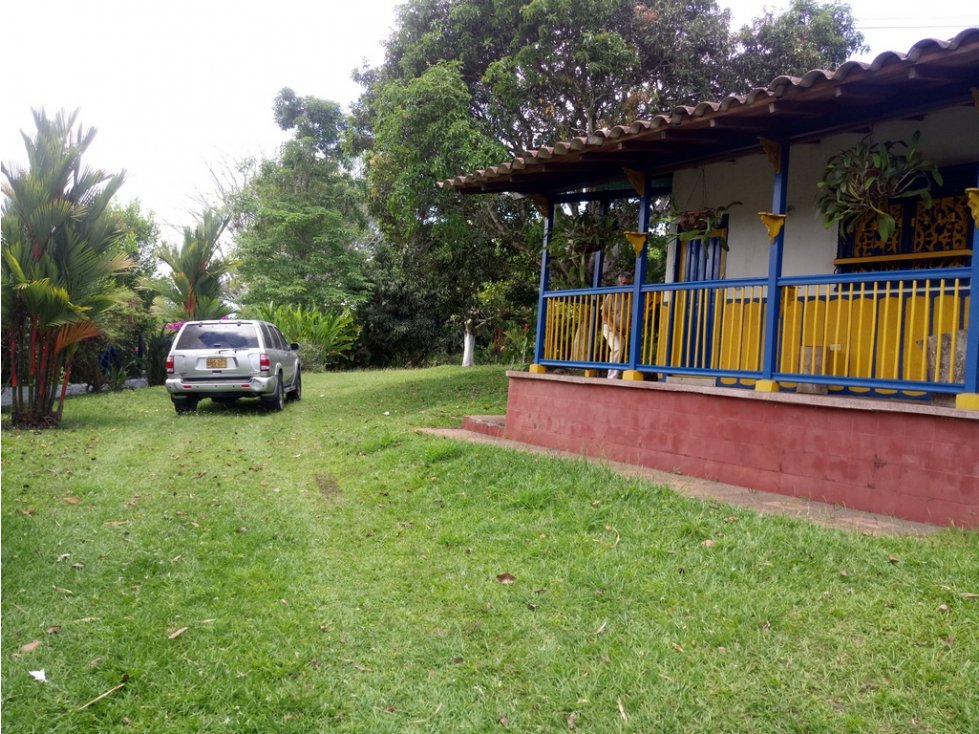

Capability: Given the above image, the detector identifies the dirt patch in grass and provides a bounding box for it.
[315,473,342,501]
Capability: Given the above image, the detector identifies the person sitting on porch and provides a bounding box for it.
[602,273,632,379]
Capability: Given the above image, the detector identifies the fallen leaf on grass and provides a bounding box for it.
[938,604,951,613]
[19,639,42,654]
[167,626,189,640]
[52,585,74,595]
[594,620,608,635]
[63,497,81,504]
[46,626,61,634]
[496,573,516,585]
[960,593,978,600]
[567,711,578,729]
[617,698,628,722]
[72,563,84,569]
[29,670,46,683]
[104,520,129,527]
[56,553,71,562]
[498,714,509,727]
[170,555,182,563]
[701,539,715,547]
[887,555,900,564]
[672,642,684,653]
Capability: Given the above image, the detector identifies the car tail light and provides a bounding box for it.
[166,355,174,374]
[260,353,270,375]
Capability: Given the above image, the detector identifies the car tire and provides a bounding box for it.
[173,398,198,414]
[262,374,285,412]
[287,367,302,402]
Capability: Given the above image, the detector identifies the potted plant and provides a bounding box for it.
[815,131,943,242]
[658,201,742,250]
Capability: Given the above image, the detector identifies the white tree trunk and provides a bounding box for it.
[462,319,475,367]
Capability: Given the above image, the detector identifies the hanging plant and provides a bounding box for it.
[815,131,943,242]
[549,208,623,288]
[657,200,742,251]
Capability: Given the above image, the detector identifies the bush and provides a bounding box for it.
[247,303,360,372]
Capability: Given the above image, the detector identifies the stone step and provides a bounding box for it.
[461,414,506,438]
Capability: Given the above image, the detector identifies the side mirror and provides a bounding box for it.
[290,342,301,351]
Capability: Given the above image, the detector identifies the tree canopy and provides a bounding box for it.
[343,1,864,364]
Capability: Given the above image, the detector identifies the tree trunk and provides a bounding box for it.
[462,319,475,367]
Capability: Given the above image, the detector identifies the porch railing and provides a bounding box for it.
[539,267,972,394]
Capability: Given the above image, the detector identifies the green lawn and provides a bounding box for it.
[2,366,977,733]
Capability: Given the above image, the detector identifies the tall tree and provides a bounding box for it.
[353,0,867,364]
[1,109,131,427]
[148,209,232,321]
[730,0,866,91]
[229,90,369,310]
[273,87,347,159]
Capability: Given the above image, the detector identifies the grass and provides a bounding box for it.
[2,365,978,733]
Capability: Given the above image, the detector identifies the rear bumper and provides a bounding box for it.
[166,375,277,399]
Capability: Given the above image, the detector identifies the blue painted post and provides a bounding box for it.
[757,142,790,392]
[624,174,653,379]
[957,174,979,409]
[531,201,555,371]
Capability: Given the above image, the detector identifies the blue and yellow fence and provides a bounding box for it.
[539,268,972,394]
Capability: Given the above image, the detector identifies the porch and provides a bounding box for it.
[443,31,979,527]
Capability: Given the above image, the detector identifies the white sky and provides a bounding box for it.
[2,0,976,240]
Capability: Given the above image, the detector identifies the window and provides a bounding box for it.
[835,163,976,272]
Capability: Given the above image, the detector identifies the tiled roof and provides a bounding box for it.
[442,28,979,196]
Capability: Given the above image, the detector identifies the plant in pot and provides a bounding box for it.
[659,200,742,251]
[549,208,623,289]
[815,131,943,242]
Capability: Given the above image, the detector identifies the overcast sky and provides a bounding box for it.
[3,0,975,239]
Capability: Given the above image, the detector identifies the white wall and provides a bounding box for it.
[664,103,979,282]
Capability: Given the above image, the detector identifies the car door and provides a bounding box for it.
[273,325,297,384]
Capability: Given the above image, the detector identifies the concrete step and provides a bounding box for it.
[461,414,506,438]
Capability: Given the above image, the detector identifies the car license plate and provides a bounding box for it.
[206,357,227,369]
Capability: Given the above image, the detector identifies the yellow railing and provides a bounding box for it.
[639,284,768,372]
[778,279,970,386]
[540,275,970,390]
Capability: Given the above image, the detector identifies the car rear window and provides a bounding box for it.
[175,323,260,350]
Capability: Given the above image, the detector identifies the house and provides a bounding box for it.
[442,29,979,527]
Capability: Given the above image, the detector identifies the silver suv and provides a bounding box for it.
[165,320,301,413]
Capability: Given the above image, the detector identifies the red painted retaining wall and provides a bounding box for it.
[502,372,979,528]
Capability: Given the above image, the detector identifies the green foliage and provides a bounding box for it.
[273,87,347,160]
[732,0,867,90]
[1,109,131,427]
[549,207,626,289]
[144,324,175,386]
[350,0,864,367]
[147,209,233,320]
[815,132,943,242]
[658,200,743,251]
[247,302,360,371]
[229,137,369,311]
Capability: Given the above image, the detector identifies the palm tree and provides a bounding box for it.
[148,209,233,321]
[2,109,131,427]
